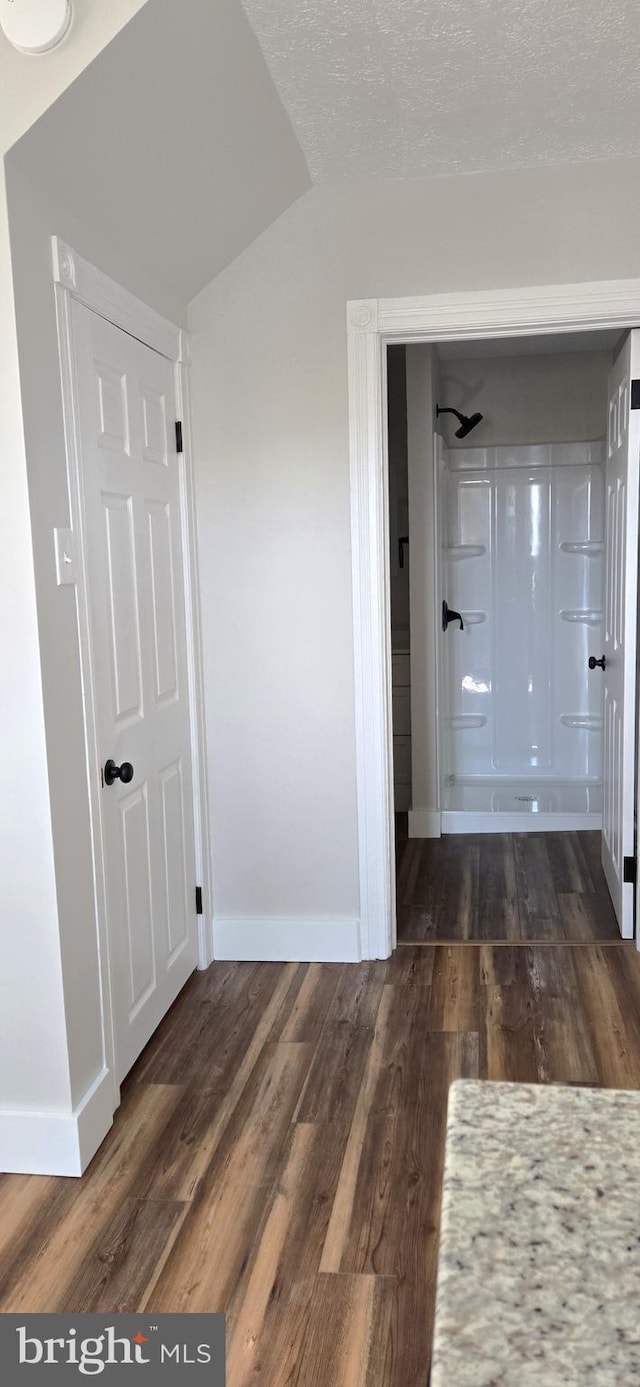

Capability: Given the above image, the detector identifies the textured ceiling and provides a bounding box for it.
[241,0,640,181]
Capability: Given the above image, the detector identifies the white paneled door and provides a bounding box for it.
[601,331,640,939]
[72,302,198,1082]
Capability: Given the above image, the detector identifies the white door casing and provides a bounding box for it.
[601,332,640,938]
[347,284,640,959]
[434,431,448,817]
[70,301,200,1081]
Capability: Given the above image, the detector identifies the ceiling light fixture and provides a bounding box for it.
[0,0,72,54]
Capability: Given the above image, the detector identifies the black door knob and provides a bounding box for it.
[442,600,464,632]
[104,759,134,786]
[588,655,606,671]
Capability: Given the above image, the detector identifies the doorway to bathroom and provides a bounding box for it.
[386,327,640,946]
[347,280,640,961]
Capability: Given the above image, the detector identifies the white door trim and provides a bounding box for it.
[53,238,214,1111]
[347,280,640,959]
[52,238,185,363]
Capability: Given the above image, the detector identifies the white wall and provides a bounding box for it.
[189,158,640,945]
[0,0,155,1168]
[190,204,361,921]
[0,183,71,1117]
[438,349,610,447]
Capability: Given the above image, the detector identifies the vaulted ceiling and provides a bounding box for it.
[0,0,148,154]
[7,0,640,304]
[241,0,640,181]
[8,0,310,302]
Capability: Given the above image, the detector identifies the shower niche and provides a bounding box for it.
[437,438,605,830]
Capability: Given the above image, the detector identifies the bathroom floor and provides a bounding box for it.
[395,820,622,943]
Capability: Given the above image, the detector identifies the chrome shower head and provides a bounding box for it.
[436,405,484,439]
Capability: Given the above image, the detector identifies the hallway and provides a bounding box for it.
[2,943,640,1384]
[396,823,622,943]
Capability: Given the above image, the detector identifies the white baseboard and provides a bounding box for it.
[408,808,442,839]
[213,916,362,963]
[0,1067,114,1177]
[441,811,602,834]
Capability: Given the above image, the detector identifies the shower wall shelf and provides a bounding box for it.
[444,544,486,560]
[560,609,603,626]
[559,541,604,556]
[560,715,603,732]
[448,715,487,730]
[461,611,487,625]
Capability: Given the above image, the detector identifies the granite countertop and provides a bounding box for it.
[432,1080,640,1386]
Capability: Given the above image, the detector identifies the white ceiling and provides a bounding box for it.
[435,329,623,360]
[241,0,640,181]
[7,0,640,306]
[8,0,310,302]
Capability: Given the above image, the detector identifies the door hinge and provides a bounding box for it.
[195,885,203,915]
[631,380,640,411]
[175,420,184,453]
[623,856,636,884]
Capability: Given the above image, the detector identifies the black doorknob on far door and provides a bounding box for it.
[104,759,134,786]
[588,655,606,671]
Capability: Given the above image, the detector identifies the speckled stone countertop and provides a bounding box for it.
[432,1080,640,1386]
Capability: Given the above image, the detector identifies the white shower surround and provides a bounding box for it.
[439,438,604,833]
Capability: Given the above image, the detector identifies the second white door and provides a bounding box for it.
[601,330,640,939]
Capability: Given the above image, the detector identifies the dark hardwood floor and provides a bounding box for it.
[396,819,622,943]
[3,944,640,1383]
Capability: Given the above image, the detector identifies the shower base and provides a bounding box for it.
[441,778,602,834]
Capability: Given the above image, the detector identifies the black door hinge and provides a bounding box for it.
[175,420,184,453]
[623,856,636,884]
[631,380,640,411]
[195,885,203,915]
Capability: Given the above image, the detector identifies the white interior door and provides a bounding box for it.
[72,301,199,1081]
[601,330,640,939]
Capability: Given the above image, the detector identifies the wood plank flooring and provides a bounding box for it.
[396,821,622,943]
[3,945,640,1383]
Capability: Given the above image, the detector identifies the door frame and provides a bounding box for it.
[53,237,213,1103]
[347,280,640,959]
